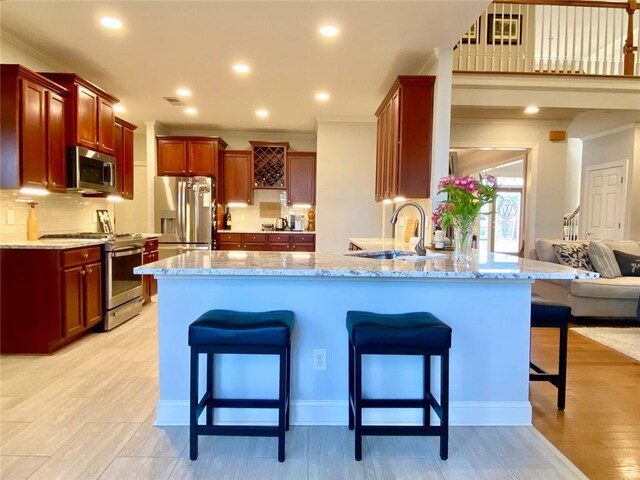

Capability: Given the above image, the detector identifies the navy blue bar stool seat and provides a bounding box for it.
[189,310,294,462]
[530,296,570,410]
[346,311,452,461]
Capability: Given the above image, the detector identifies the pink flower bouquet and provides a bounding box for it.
[431,174,498,230]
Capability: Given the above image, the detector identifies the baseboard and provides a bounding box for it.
[154,400,531,427]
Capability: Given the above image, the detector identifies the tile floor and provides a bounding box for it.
[0,302,587,479]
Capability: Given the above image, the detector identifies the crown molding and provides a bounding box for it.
[452,117,571,128]
[417,50,439,75]
[0,30,73,72]
[581,123,636,142]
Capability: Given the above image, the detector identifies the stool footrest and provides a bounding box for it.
[360,425,444,437]
[196,425,280,437]
[206,398,281,409]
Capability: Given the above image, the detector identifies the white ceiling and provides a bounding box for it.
[0,1,490,133]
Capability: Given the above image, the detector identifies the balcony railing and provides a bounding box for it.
[454,0,639,76]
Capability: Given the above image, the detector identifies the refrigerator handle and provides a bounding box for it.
[194,185,200,243]
[182,181,189,243]
[178,180,185,243]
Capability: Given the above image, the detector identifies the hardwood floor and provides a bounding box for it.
[1,302,585,479]
[530,326,640,480]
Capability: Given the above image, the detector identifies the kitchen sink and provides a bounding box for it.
[345,250,415,260]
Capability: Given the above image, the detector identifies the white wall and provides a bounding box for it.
[451,119,570,250]
[316,120,380,252]
[565,138,582,213]
[580,125,639,239]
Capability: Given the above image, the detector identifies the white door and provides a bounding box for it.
[585,165,625,240]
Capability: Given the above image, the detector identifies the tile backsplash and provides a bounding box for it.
[227,189,311,231]
[0,190,115,241]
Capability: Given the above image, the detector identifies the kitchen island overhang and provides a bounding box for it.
[136,250,596,427]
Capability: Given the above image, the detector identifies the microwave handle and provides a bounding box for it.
[103,162,115,187]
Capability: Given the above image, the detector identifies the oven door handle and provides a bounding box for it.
[109,247,144,258]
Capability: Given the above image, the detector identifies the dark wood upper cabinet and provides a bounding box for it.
[375,75,435,201]
[222,150,252,204]
[115,117,137,200]
[0,65,67,192]
[46,91,66,192]
[40,72,119,156]
[287,152,316,205]
[156,136,227,177]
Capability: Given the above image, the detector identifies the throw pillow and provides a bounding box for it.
[612,250,640,276]
[588,240,621,278]
[552,243,596,271]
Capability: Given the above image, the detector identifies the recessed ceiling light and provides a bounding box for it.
[256,109,269,118]
[315,92,330,102]
[233,63,250,74]
[524,106,539,114]
[176,89,191,97]
[320,25,339,37]
[185,107,198,115]
[113,105,125,113]
[100,16,122,30]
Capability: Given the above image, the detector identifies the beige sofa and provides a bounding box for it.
[530,239,640,319]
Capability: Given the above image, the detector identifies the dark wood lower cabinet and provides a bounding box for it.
[216,233,315,252]
[0,246,103,354]
[142,238,159,304]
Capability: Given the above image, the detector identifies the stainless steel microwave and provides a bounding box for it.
[68,146,117,193]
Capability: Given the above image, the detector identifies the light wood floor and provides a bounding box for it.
[1,302,585,480]
[530,326,640,480]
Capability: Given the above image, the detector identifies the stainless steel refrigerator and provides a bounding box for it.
[154,176,215,259]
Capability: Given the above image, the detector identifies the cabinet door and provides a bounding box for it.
[387,90,400,198]
[157,139,188,175]
[266,243,290,251]
[148,251,158,297]
[188,140,215,176]
[217,242,244,251]
[287,152,316,205]
[76,86,98,150]
[20,79,47,188]
[46,90,66,192]
[62,266,84,337]
[98,98,115,155]
[83,261,102,327]
[122,127,134,199]
[222,151,252,204]
[115,122,124,193]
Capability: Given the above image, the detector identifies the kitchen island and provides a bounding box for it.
[136,248,596,427]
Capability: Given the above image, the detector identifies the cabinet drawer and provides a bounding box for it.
[217,241,243,251]
[144,238,159,252]
[291,234,315,244]
[267,243,290,251]
[62,246,101,267]
[218,233,242,243]
[242,233,266,243]
[291,244,315,252]
[267,234,291,244]
[243,242,266,251]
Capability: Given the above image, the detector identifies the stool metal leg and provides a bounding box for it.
[206,353,214,426]
[285,343,291,431]
[189,347,199,461]
[558,323,568,410]
[354,347,363,461]
[348,339,354,431]
[423,355,431,427]
[278,349,286,463]
[440,352,449,461]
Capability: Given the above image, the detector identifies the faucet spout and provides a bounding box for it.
[390,201,427,256]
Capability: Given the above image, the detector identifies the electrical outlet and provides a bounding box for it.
[6,209,15,225]
[313,348,326,371]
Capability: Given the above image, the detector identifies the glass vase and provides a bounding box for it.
[452,217,474,263]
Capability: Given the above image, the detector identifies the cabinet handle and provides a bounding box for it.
[83,253,89,259]
[87,268,93,274]
[81,270,86,276]
[43,181,49,187]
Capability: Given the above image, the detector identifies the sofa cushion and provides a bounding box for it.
[613,250,640,277]
[535,239,585,264]
[602,240,640,256]
[552,243,595,271]
[570,276,640,299]
[588,240,621,278]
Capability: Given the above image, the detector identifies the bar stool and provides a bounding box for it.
[188,310,294,462]
[530,296,569,410]
[346,311,452,461]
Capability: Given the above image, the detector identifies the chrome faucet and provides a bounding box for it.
[390,201,427,256]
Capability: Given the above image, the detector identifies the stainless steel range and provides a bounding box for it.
[41,232,145,330]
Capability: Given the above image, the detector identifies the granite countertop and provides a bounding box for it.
[218,230,315,235]
[0,239,106,250]
[135,249,598,280]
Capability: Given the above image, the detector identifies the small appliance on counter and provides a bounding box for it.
[289,214,304,231]
[275,217,288,231]
[261,223,275,232]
